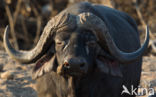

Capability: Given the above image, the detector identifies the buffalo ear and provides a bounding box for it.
[32,54,56,80]
[96,45,122,77]
[48,43,55,53]
[96,57,123,78]
[96,59,109,74]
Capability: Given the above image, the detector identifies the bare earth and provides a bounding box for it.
[0,50,155,97]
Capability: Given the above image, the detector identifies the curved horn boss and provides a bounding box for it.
[77,12,149,63]
[4,12,149,64]
[3,13,76,64]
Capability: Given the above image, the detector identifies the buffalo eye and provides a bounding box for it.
[55,39,65,46]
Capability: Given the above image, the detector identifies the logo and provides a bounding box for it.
[121,85,155,96]
[121,85,131,95]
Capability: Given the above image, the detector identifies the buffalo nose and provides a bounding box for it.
[63,58,86,70]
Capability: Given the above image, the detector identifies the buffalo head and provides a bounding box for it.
[3,12,149,79]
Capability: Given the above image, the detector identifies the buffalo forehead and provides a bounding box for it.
[55,31,71,41]
[55,29,96,42]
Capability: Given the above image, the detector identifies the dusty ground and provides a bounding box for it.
[0,50,37,97]
[0,50,155,97]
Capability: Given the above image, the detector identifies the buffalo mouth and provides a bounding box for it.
[32,52,87,79]
[56,64,86,77]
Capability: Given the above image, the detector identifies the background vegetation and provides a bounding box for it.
[0,0,156,54]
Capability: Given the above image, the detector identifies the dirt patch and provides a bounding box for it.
[0,50,155,97]
[0,51,37,97]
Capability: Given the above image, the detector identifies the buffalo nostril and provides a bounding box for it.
[63,62,70,68]
[80,63,85,68]
[64,62,69,66]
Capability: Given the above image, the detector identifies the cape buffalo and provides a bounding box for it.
[3,2,149,97]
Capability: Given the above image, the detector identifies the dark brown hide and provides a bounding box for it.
[36,70,122,97]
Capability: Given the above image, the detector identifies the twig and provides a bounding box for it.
[13,0,22,25]
[135,0,155,39]
[101,0,116,8]
[4,4,19,49]
[149,40,156,53]
[31,2,42,44]
[0,41,3,49]
[21,16,30,44]
[109,0,116,8]
[34,16,42,44]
